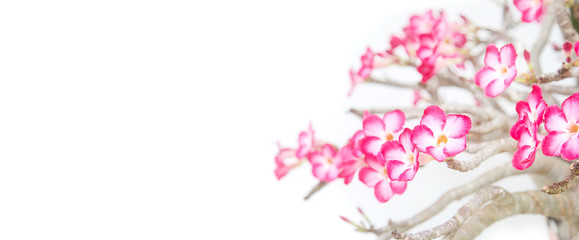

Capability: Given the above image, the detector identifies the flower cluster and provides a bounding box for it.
[510,86,579,169]
[276,108,472,203]
[348,10,470,95]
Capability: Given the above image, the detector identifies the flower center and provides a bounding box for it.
[436,134,448,147]
[499,66,508,75]
[326,158,333,164]
[385,133,394,141]
[407,153,415,163]
[569,123,579,134]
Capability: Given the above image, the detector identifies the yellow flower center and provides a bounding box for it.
[407,153,415,163]
[436,134,448,147]
[386,133,394,141]
[326,158,333,164]
[569,123,579,134]
[499,66,508,74]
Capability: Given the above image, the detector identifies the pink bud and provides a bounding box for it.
[339,216,353,224]
[563,41,573,52]
[553,43,562,51]
[567,56,572,63]
[524,50,531,63]
[357,207,364,215]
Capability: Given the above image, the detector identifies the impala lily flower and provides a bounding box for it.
[360,110,406,157]
[358,155,407,203]
[515,85,547,124]
[474,44,518,97]
[512,116,541,170]
[514,0,544,23]
[380,128,419,181]
[411,106,472,162]
[296,124,315,159]
[348,48,375,96]
[339,130,367,184]
[542,93,579,160]
[309,144,343,182]
[274,148,300,180]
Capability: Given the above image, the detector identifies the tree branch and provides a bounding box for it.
[446,139,517,172]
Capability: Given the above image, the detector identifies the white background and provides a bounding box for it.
[0,0,563,239]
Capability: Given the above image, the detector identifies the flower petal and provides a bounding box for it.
[443,114,472,138]
[374,180,394,203]
[359,167,382,187]
[426,146,447,162]
[513,145,536,170]
[398,128,414,152]
[390,180,407,194]
[363,115,386,138]
[474,66,497,88]
[562,93,579,124]
[484,44,501,69]
[544,105,567,133]
[484,77,506,97]
[421,105,446,134]
[411,125,435,152]
[542,132,569,156]
[500,44,517,67]
[561,136,579,160]
[381,140,406,162]
[360,137,383,157]
[443,136,467,156]
[387,160,417,181]
[383,110,406,134]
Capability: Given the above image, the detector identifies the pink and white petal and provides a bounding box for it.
[390,180,407,194]
[339,161,357,184]
[443,114,472,138]
[411,125,435,152]
[374,180,394,203]
[359,167,382,187]
[484,44,501,69]
[398,128,415,152]
[544,106,567,133]
[321,144,336,158]
[426,146,447,162]
[514,0,533,11]
[500,44,518,67]
[363,115,386,138]
[542,132,569,156]
[504,66,517,86]
[528,85,544,110]
[521,7,541,23]
[387,160,417,181]
[312,164,330,181]
[474,67,497,87]
[383,110,406,134]
[308,152,325,165]
[365,154,384,169]
[561,136,579,160]
[443,136,467,156]
[575,41,579,57]
[512,145,536,170]
[421,106,446,133]
[360,137,384,157]
[381,141,406,162]
[484,78,507,97]
[516,101,531,120]
[325,166,340,181]
[510,120,525,140]
[562,93,579,123]
[295,145,311,159]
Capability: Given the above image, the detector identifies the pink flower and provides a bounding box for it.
[574,41,579,57]
[296,123,314,159]
[411,106,472,162]
[274,148,300,180]
[373,50,397,68]
[514,0,544,23]
[512,117,541,170]
[542,93,579,160]
[360,110,406,157]
[380,128,420,181]
[348,48,375,96]
[515,85,547,124]
[358,155,407,203]
[474,44,518,97]
[308,144,343,182]
[338,130,367,184]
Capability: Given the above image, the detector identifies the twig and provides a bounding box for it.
[554,0,579,42]
[391,186,508,240]
[304,181,327,200]
[446,139,517,172]
[542,160,579,194]
[367,77,419,89]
